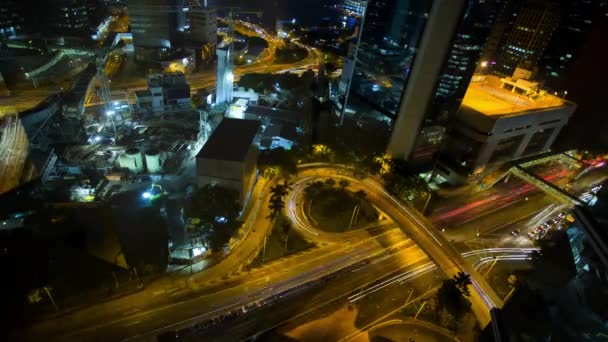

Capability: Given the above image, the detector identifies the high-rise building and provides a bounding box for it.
[128,0,173,62]
[0,0,25,39]
[189,5,217,60]
[337,0,498,163]
[493,1,560,77]
[540,0,597,92]
[432,1,503,119]
[342,0,367,17]
[47,0,104,36]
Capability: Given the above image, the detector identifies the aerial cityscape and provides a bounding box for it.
[1,0,608,341]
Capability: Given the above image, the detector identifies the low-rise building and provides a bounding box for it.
[196,118,260,207]
[135,72,191,113]
[438,74,576,183]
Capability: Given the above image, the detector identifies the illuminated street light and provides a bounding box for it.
[142,192,152,199]
[481,61,488,68]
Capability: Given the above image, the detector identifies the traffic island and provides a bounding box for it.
[304,179,378,232]
[251,215,314,267]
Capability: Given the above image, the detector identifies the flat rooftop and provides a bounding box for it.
[197,118,260,162]
[461,75,567,117]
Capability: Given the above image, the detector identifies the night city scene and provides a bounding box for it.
[2,0,608,341]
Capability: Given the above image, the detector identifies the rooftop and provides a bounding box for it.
[461,75,567,117]
[197,118,260,162]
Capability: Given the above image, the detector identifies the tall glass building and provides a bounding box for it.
[337,0,499,164]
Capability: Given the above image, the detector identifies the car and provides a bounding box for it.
[511,230,519,236]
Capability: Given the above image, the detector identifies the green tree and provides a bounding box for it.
[304,181,323,201]
[186,184,239,225]
[354,190,367,200]
[324,178,336,187]
[452,271,472,297]
[338,179,350,190]
[438,278,470,318]
[268,181,291,220]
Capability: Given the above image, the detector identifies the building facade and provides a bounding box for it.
[438,74,576,183]
[432,0,503,118]
[540,0,598,92]
[493,1,560,77]
[342,0,367,17]
[135,72,191,113]
[0,0,25,39]
[189,5,217,62]
[196,118,260,207]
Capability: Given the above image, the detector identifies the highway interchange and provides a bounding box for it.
[20,163,558,341]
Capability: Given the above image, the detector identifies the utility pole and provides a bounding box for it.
[348,205,360,231]
[43,286,58,312]
[414,300,427,320]
[483,256,498,278]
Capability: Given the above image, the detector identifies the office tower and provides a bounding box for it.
[49,0,99,35]
[338,0,499,163]
[493,1,560,77]
[540,0,597,92]
[431,0,503,131]
[0,0,25,39]
[189,4,217,60]
[129,0,172,62]
[128,0,188,63]
[342,0,367,17]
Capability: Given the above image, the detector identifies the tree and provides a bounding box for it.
[324,178,336,187]
[258,148,297,177]
[304,181,323,200]
[451,272,472,297]
[268,181,291,220]
[338,179,350,190]
[186,185,239,225]
[354,190,367,201]
[438,278,470,318]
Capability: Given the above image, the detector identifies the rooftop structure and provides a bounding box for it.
[438,74,577,184]
[461,75,566,117]
[197,118,260,162]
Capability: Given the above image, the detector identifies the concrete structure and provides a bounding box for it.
[135,72,191,113]
[118,148,144,173]
[437,75,576,183]
[145,149,164,173]
[494,2,560,77]
[215,47,234,105]
[196,118,260,207]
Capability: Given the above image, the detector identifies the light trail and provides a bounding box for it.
[347,247,538,303]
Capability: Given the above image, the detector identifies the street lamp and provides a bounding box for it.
[481,61,488,68]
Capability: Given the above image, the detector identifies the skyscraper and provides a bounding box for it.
[128,0,189,63]
[337,0,497,163]
[432,1,503,119]
[0,0,25,39]
[540,0,597,92]
[493,1,560,77]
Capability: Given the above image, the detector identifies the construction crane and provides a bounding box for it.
[95,52,118,140]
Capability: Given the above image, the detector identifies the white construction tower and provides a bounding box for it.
[215,46,234,105]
